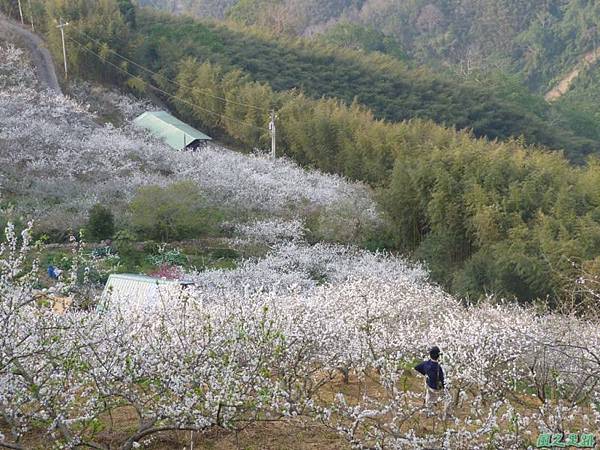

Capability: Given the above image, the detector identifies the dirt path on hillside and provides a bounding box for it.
[545,47,600,102]
[0,12,62,94]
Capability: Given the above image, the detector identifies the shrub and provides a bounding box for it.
[129,181,222,242]
[113,229,140,270]
[86,204,115,242]
[145,247,188,266]
[210,247,239,259]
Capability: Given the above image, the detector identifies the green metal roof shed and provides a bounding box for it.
[134,111,212,150]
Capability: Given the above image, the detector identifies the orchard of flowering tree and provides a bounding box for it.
[1,45,600,449]
[0,45,378,244]
[3,213,600,448]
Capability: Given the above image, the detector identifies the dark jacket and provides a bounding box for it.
[415,359,445,390]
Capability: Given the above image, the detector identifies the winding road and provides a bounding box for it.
[0,12,62,94]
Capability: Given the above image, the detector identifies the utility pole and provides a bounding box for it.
[269,110,277,159]
[17,0,24,25]
[57,18,69,80]
[27,0,34,31]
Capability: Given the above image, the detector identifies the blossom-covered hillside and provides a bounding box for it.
[0,45,378,238]
[1,44,600,450]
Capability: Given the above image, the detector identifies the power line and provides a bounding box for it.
[73,27,270,113]
[66,35,270,132]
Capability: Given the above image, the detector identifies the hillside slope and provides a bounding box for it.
[131,10,599,160]
[4,2,600,159]
[0,44,378,241]
[139,0,600,146]
[5,2,600,303]
[150,0,600,90]
[2,44,600,450]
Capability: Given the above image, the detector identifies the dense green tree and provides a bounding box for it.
[86,204,115,241]
[117,0,135,28]
[321,22,406,59]
[43,0,133,82]
[175,58,226,131]
[129,181,221,241]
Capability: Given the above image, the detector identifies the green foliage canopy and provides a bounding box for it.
[129,181,221,242]
[86,204,115,241]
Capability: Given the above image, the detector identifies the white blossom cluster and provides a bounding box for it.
[0,45,37,89]
[69,82,155,123]
[231,218,307,245]
[182,240,427,299]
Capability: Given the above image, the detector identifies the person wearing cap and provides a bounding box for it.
[414,346,445,417]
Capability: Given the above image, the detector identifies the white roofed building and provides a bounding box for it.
[100,274,193,310]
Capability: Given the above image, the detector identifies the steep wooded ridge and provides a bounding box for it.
[138,0,600,87]
[132,11,599,161]
[140,0,600,150]
[3,0,600,159]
